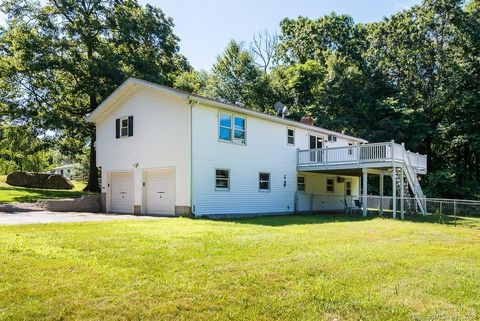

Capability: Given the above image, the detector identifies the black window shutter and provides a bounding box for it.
[115,118,120,138]
[128,116,133,136]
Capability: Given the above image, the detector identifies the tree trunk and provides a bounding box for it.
[83,129,100,192]
[84,94,100,192]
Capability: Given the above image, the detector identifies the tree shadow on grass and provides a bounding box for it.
[0,185,89,204]
[218,213,377,227]
[204,212,480,229]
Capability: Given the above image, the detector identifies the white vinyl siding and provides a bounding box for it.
[96,88,191,212]
[192,105,303,216]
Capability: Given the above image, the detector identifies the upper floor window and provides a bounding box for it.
[116,116,133,138]
[259,172,271,191]
[218,113,246,145]
[234,116,246,144]
[326,178,335,193]
[219,113,232,141]
[328,135,337,142]
[215,169,230,190]
[287,128,295,145]
[348,143,354,155]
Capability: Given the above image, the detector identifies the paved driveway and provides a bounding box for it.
[0,211,168,225]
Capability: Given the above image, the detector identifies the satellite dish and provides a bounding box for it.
[273,101,284,116]
[282,105,289,118]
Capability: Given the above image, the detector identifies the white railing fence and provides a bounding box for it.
[298,141,427,173]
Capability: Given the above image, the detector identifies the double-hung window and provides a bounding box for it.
[234,116,246,144]
[219,113,246,145]
[215,169,230,190]
[219,113,232,141]
[259,172,271,191]
[326,178,335,193]
[297,176,305,192]
[121,118,129,137]
[287,128,295,145]
[345,181,352,196]
[116,116,133,138]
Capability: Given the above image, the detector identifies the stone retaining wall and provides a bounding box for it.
[38,194,101,213]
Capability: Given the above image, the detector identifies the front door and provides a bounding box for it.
[309,135,323,162]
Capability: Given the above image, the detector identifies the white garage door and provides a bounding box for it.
[144,169,175,215]
[111,171,134,213]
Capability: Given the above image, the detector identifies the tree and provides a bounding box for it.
[174,70,210,95]
[249,30,278,73]
[207,40,269,111]
[0,0,189,191]
[276,13,357,65]
[0,122,53,173]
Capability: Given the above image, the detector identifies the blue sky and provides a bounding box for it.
[0,0,421,71]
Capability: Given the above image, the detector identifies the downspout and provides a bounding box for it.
[189,97,198,217]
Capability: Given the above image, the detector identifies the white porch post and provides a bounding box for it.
[400,166,405,220]
[392,166,397,219]
[379,172,384,215]
[362,168,368,217]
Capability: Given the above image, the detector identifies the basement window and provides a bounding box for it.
[326,178,335,193]
[345,181,352,196]
[297,176,305,192]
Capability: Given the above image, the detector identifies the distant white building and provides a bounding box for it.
[47,164,80,180]
[87,78,427,217]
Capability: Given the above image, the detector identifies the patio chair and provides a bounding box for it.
[353,199,362,214]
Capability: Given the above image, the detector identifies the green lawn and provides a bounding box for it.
[0,175,88,204]
[0,215,479,320]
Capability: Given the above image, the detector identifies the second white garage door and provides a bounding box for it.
[144,169,175,215]
[111,171,134,213]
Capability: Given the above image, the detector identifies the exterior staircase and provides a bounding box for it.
[393,146,426,215]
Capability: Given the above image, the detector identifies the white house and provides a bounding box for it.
[47,163,81,180]
[87,78,428,218]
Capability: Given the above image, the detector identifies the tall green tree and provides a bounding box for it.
[0,0,189,191]
[207,40,269,111]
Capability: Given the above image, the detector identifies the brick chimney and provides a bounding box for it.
[300,116,314,126]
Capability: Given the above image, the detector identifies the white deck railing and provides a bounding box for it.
[298,141,427,173]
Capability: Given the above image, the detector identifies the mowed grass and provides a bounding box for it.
[0,175,87,204]
[1,215,479,320]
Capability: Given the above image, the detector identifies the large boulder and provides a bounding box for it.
[6,171,74,190]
